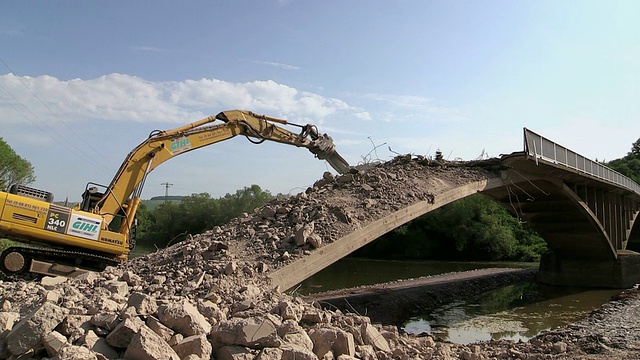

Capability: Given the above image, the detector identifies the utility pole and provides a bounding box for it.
[161,182,173,203]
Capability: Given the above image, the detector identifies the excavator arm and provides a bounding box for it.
[92,110,350,230]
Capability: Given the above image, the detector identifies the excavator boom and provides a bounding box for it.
[0,110,350,278]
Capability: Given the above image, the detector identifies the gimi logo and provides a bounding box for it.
[67,214,102,241]
[170,137,191,154]
[72,221,98,233]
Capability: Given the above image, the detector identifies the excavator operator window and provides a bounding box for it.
[80,186,104,212]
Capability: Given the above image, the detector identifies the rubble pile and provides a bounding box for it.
[0,156,637,359]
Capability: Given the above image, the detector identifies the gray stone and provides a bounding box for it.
[157,299,211,336]
[6,301,69,355]
[123,326,180,360]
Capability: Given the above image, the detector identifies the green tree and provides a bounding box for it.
[354,194,547,262]
[135,185,275,251]
[608,137,640,184]
[0,138,36,190]
[217,185,274,224]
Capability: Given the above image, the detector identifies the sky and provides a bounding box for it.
[1,1,639,201]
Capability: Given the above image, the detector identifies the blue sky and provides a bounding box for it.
[1,1,639,200]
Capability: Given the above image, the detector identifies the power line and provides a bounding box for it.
[161,182,173,203]
[0,58,118,169]
[0,82,114,176]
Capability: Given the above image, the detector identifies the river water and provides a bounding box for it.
[299,258,621,344]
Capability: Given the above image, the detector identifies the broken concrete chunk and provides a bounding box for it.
[90,338,119,359]
[51,344,98,360]
[309,328,338,358]
[104,280,129,297]
[127,292,158,316]
[105,316,145,348]
[6,301,69,356]
[217,345,255,360]
[0,312,19,332]
[361,323,390,352]
[307,233,323,248]
[334,329,356,357]
[196,299,225,324]
[123,326,180,360]
[120,270,142,286]
[157,299,211,336]
[294,222,315,246]
[281,343,317,360]
[40,276,67,290]
[172,334,212,360]
[146,316,175,342]
[42,330,68,357]
[212,317,281,349]
[224,261,238,275]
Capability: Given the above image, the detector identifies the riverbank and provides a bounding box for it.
[306,268,537,326]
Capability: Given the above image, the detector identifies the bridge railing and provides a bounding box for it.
[524,128,640,195]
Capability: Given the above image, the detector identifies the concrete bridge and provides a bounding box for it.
[269,129,640,290]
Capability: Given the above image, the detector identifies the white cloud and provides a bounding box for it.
[252,60,300,70]
[0,73,364,125]
[351,92,467,124]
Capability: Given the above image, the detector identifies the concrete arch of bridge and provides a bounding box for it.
[269,154,640,291]
[268,178,504,291]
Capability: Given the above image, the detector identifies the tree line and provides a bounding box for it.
[135,185,276,250]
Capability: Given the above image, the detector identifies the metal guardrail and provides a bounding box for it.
[524,128,640,195]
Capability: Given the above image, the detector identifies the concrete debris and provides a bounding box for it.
[0,156,621,359]
[6,301,68,356]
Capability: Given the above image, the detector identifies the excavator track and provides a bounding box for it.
[0,246,119,281]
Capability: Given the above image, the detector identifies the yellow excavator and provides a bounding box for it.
[0,110,350,277]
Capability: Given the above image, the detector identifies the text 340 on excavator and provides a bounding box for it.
[0,110,350,278]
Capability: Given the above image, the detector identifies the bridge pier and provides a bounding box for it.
[538,251,640,288]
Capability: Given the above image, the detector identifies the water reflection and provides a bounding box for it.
[402,282,621,344]
[298,258,537,295]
